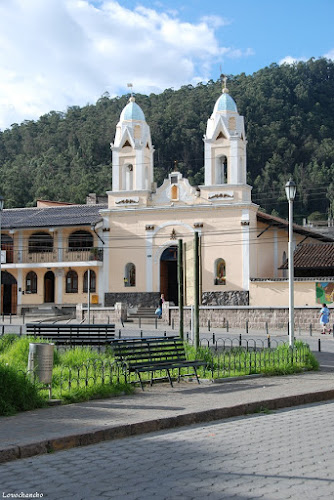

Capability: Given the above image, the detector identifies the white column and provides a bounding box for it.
[17,268,22,307]
[112,152,120,191]
[56,270,63,305]
[242,210,250,290]
[229,138,238,184]
[146,235,153,291]
[204,141,213,185]
[273,229,278,278]
[100,228,109,302]
[57,229,63,262]
[136,150,144,190]
[17,231,23,263]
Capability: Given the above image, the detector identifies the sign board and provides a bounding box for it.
[316,282,334,304]
[91,294,99,304]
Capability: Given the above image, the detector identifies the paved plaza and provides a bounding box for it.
[1,401,334,499]
[2,316,334,499]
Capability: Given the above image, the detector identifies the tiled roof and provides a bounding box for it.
[1,204,107,229]
[280,243,334,269]
[257,211,334,243]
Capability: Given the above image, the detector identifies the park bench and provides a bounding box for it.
[111,337,207,389]
[26,323,115,347]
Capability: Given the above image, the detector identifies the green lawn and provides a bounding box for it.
[0,335,318,416]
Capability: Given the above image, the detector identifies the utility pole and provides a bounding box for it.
[194,231,199,349]
[87,268,91,324]
[177,239,184,340]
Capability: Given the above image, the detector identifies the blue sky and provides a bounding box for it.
[0,0,333,130]
[120,0,333,75]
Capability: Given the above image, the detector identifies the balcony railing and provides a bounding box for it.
[12,248,104,265]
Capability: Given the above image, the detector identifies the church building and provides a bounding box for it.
[0,83,331,314]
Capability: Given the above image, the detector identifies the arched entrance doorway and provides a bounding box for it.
[1,271,17,315]
[44,271,55,303]
[160,246,178,305]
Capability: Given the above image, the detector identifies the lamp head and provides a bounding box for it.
[285,178,296,201]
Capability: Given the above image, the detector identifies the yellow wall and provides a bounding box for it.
[254,223,322,279]
[107,204,253,294]
[250,280,319,307]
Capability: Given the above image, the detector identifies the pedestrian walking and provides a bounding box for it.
[320,303,331,334]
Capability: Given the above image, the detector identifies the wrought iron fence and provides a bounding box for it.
[50,341,311,392]
[199,342,311,379]
[54,359,123,395]
[199,334,285,350]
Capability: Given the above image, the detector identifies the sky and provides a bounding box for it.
[0,0,333,131]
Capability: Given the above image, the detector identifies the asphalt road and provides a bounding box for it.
[1,401,334,500]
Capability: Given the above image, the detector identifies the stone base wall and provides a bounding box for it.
[76,305,120,323]
[202,291,249,306]
[105,292,160,309]
[169,306,326,332]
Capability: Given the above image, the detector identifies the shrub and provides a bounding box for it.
[0,362,46,416]
[0,335,61,369]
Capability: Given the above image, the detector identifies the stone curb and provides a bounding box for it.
[1,388,334,464]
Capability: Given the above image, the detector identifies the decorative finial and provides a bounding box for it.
[220,73,229,94]
[127,83,135,102]
[173,160,178,172]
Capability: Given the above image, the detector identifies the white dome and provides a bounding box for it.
[120,97,146,121]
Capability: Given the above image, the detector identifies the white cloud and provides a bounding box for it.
[324,49,334,60]
[279,55,307,65]
[0,0,253,130]
[280,50,334,66]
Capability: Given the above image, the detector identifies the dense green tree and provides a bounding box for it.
[0,58,334,222]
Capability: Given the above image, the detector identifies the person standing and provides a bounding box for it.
[320,303,331,334]
[155,294,165,319]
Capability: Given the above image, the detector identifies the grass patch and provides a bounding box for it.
[0,361,46,416]
[184,340,318,379]
[0,335,132,414]
[0,334,319,415]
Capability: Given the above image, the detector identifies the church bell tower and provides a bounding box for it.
[204,76,247,188]
[111,96,154,193]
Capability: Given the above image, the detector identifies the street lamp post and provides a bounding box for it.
[285,179,296,348]
[0,196,4,319]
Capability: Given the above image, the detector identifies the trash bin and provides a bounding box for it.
[27,343,54,397]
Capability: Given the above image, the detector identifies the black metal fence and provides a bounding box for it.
[54,360,122,395]
[199,343,311,379]
[51,340,311,394]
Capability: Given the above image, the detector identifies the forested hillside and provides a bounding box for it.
[0,58,334,222]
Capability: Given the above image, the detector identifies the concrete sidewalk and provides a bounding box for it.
[2,358,334,464]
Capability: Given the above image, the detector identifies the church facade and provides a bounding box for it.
[0,86,331,314]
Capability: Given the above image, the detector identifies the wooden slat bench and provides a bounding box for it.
[111,337,207,389]
[26,323,115,347]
